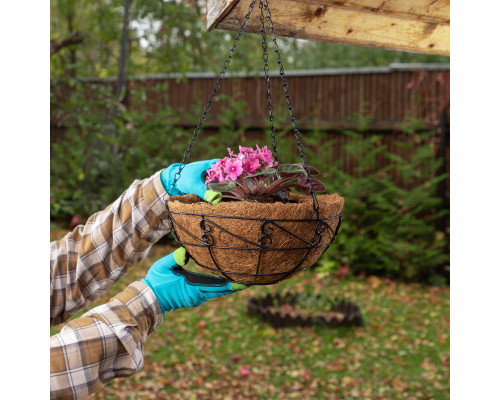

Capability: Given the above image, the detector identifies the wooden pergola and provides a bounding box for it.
[206,0,450,56]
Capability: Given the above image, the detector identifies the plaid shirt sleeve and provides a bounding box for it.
[50,281,164,400]
[50,170,171,327]
[50,170,173,399]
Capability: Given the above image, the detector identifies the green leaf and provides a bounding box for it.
[207,181,236,192]
[278,164,306,174]
[246,168,277,177]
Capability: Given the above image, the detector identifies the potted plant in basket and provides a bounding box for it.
[166,144,344,285]
[205,145,326,203]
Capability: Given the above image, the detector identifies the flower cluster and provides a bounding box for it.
[205,145,276,184]
[205,144,326,202]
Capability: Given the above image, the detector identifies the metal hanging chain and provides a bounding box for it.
[261,0,320,215]
[169,0,320,218]
[168,0,258,195]
[259,0,279,161]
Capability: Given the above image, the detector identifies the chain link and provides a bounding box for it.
[261,0,319,215]
[170,0,319,216]
[168,0,258,194]
[259,0,279,161]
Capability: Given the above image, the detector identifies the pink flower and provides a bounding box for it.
[257,145,274,164]
[206,163,224,182]
[224,159,243,180]
[208,158,234,182]
[215,166,227,182]
[243,156,261,174]
[217,157,231,170]
[205,168,219,184]
[207,163,227,182]
[239,145,255,154]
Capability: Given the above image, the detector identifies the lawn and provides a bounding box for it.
[50,228,450,400]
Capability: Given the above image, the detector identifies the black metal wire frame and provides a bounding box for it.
[166,201,342,285]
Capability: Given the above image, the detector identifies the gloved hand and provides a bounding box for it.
[141,248,247,314]
[161,159,221,204]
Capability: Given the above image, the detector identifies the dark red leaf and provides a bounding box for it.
[297,176,326,192]
[297,163,320,175]
[285,183,311,195]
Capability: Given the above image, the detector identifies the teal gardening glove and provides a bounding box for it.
[161,159,221,204]
[141,248,247,314]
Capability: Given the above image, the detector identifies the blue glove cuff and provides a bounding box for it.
[161,159,219,199]
[141,278,165,314]
[161,164,182,196]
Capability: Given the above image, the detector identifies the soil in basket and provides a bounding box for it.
[220,195,298,204]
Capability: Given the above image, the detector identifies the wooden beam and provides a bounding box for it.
[319,0,449,24]
[206,0,240,33]
[206,0,450,56]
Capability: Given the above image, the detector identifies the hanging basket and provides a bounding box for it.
[165,0,344,285]
[167,192,343,284]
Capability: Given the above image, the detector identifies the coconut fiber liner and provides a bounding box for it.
[167,192,344,284]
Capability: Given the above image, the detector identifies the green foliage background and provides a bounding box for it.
[50,0,449,283]
[51,81,449,283]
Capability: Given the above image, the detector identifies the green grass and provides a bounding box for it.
[51,229,449,400]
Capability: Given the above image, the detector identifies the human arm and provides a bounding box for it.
[50,160,221,327]
[50,249,245,400]
[50,281,161,400]
[50,170,171,326]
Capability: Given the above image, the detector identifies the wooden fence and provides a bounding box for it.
[51,63,449,132]
[51,63,449,206]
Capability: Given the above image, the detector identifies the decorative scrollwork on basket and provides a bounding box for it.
[200,217,215,246]
[165,199,343,285]
[258,221,274,248]
[311,220,329,246]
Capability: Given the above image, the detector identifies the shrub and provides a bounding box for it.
[310,120,449,282]
[50,79,186,220]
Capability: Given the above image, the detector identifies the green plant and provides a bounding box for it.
[205,145,325,202]
[50,79,186,221]
[315,117,449,282]
[294,292,335,314]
